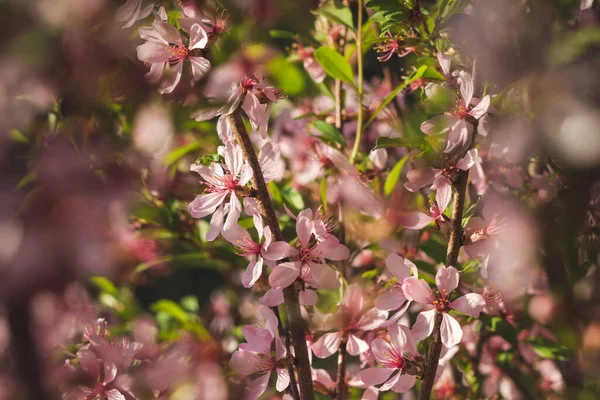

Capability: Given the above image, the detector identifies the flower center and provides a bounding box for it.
[452,100,470,119]
[433,291,450,312]
[168,44,189,65]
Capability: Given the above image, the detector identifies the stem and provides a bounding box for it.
[227,110,314,400]
[334,335,348,399]
[349,0,364,165]
[418,161,470,400]
[8,301,49,400]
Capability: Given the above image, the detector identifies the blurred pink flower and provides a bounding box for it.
[115,0,154,29]
[403,266,486,348]
[421,71,490,154]
[312,284,388,358]
[137,8,210,93]
[358,324,420,393]
[229,308,289,400]
[374,254,418,320]
[266,209,349,290]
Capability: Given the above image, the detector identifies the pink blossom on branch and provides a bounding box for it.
[229,308,290,400]
[402,266,486,348]
[374,254,418,321]
[115,0,155,29]
[137,8,211,94]
[312,284,388,358]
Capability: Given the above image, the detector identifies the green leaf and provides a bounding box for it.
[268,181,283,205]
[267,57,305,96]
[361,269,379,280]
[526,337,570,361]
[311,1,355,31]
[269,29,296,39]
[315,47,355,85]
[151,300,189,324]
[165,142,202,166]
[487,316,518,345]
[374,136,431,151]
[312,120,347,148]
[10,129,29,143]
[181,296,199,313]
[282,186,305,212]
[320,177,328,212]
[90,276,118,296]
[365,65,428,127]
[384,155,408,196]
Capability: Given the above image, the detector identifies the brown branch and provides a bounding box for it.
[227,110,314,400]
[418,159,470,400]
[334,335,348,399]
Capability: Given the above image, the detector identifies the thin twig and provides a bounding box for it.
[227,110,314,400]
[349,0,364,164]
[418,147,471,400]
[334,334,348,399]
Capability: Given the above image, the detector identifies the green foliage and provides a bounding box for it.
[311,1,355,31]
[384,155,409,196]
[315,47,355,85]
[312,120,347,148]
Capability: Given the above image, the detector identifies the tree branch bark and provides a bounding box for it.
[227,110,314,400]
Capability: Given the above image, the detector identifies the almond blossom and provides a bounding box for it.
[402,266,486,348]
[399,149,481,230]
[229,308,290,400]
[374,254,418,320]
[115,0,154,29]
[421,71,491,154]
[192,76,281,139]
[266,209,350,290]
[358,324,421,393]
[137,8,211,94]
[312,284,388,358]
[188,142,252,240]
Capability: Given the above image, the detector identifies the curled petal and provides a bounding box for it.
[435,265,459,294]
[275,368,290,392]
[456,148,479,171]
[189,56,211,81]
[469,95,491,119]
[312,332,342,358]
[402,277,434,304]
[450,293,486,318]
[347,333,370,356]
[411,309,437,341]
[188,192,227,219]
[397,212,434,230]
[245,373,271,400]
[242,256,263,288]
[206,204,225,241]
[268,261,301,289]
[440,313,463,348]
[459,71,474,106]
[358,367,395,386]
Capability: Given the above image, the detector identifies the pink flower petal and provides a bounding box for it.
[441,313,463,348]
[469,95,491,119]
[397,212,434,230]
[459,71,474,106]
[411,309,437,341]
[457,148,479,171]
[450,293,486,318]
[391,374,416,393]
[435,265,459,294]
[262,241,298,261]
[374,289,405,311]
[402,277,434,304]
[206,204,225,241]
[312,332,342,358]
[276,367,290,392]
[242,256,263,288]
[259,288,284,306]
[358,367,395,385]
[355,308,388,331]
[188,24,208,50]
[437,52,451,76]
[268,261,301,289]
[245,373,271,400]
[189,56,211,81]
[229,349,263,375]
[188,191,228,219]
[347,333,370,356]
[307,261,339,290]
[385,253,416,280]
[421,114,455,135]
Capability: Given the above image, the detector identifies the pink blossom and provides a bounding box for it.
[421,71,490,154]
[188,142,252,241]
[229,308,289,400]
[358,324,420,393]
[224,224,274,288]
[266,209,349,290]
[294,44,326,83]
[402,265,486,348]
[312,284,388,358]
[137,8,210,94]
[115,0,154,29]
[374,254,418,320]
[192,76,281,139]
